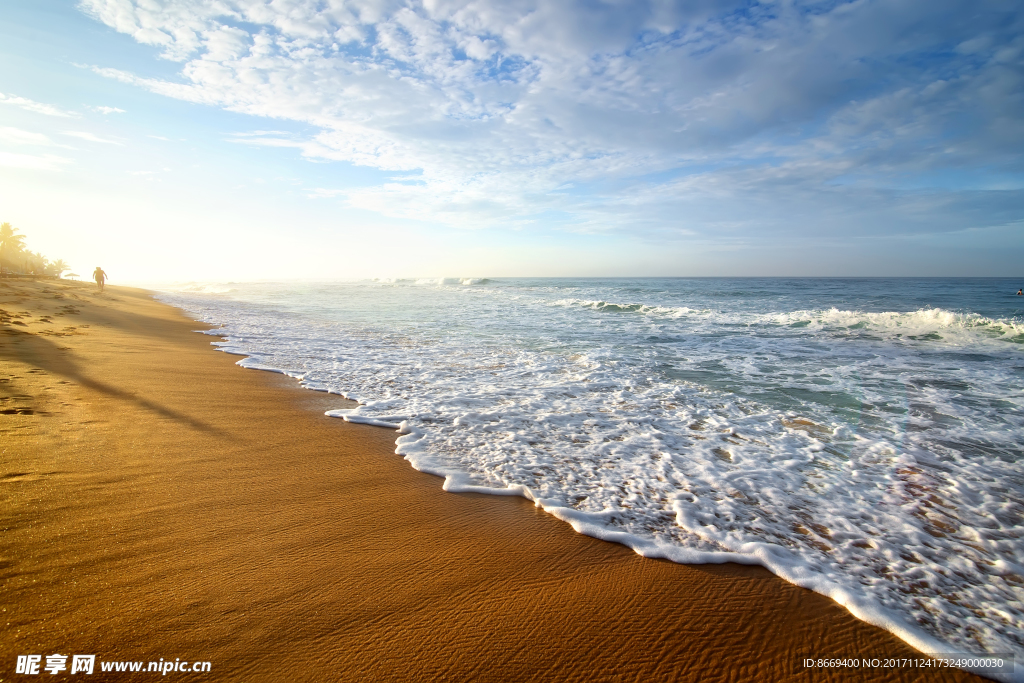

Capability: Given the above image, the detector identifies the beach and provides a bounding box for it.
[0,279,988,682]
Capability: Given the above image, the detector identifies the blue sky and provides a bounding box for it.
[0,0,1021,281]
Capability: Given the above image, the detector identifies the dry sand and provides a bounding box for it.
[0,279,986,682]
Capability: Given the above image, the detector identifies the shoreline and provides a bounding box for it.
[1,279,987,681]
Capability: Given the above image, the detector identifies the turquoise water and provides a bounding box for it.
[160,277,1024,675]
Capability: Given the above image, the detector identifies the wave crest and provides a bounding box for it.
[555,298,1023,345]
[772,307,1024,342]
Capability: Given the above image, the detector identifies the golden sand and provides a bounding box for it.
[0,280,983,681]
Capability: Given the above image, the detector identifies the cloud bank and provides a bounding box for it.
[0,92,79,118]
[79,0,1024,242]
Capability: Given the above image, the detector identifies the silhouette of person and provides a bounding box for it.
[1018,289,1022,296]
[93,266,108,291]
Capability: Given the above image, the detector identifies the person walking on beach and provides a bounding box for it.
[93,266,108,291]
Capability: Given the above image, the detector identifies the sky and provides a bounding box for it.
[0,0,1021,282]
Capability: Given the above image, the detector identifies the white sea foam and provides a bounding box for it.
[158,278,1024,680]
[555,297,1024,342]
[411,276,487,286]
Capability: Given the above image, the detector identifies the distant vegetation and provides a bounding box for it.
[0,222,69,278]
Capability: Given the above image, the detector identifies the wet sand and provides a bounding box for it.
[0,279,985,682]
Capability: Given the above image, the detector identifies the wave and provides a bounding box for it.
[555,299,1024,345]
[768,307,1024,343]
[552,298,709,317]
[412,277,490,286]
[369,277,491,286]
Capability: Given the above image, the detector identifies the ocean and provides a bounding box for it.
[158,277,1023,670]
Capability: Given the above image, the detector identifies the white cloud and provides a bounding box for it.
[90,105,127,114]
[0,151,73,171]
[79,0,1024,238]
[305,187,347,198]
[0,126,58,146]
[0,92,78,117]
[61,130,125,145]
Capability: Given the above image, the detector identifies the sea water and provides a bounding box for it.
[158,278,1023,675]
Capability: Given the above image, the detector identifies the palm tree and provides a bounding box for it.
[0,222,25,259]
[48,259,70,278]
[29,251,47,275]
[0,222,27,274]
